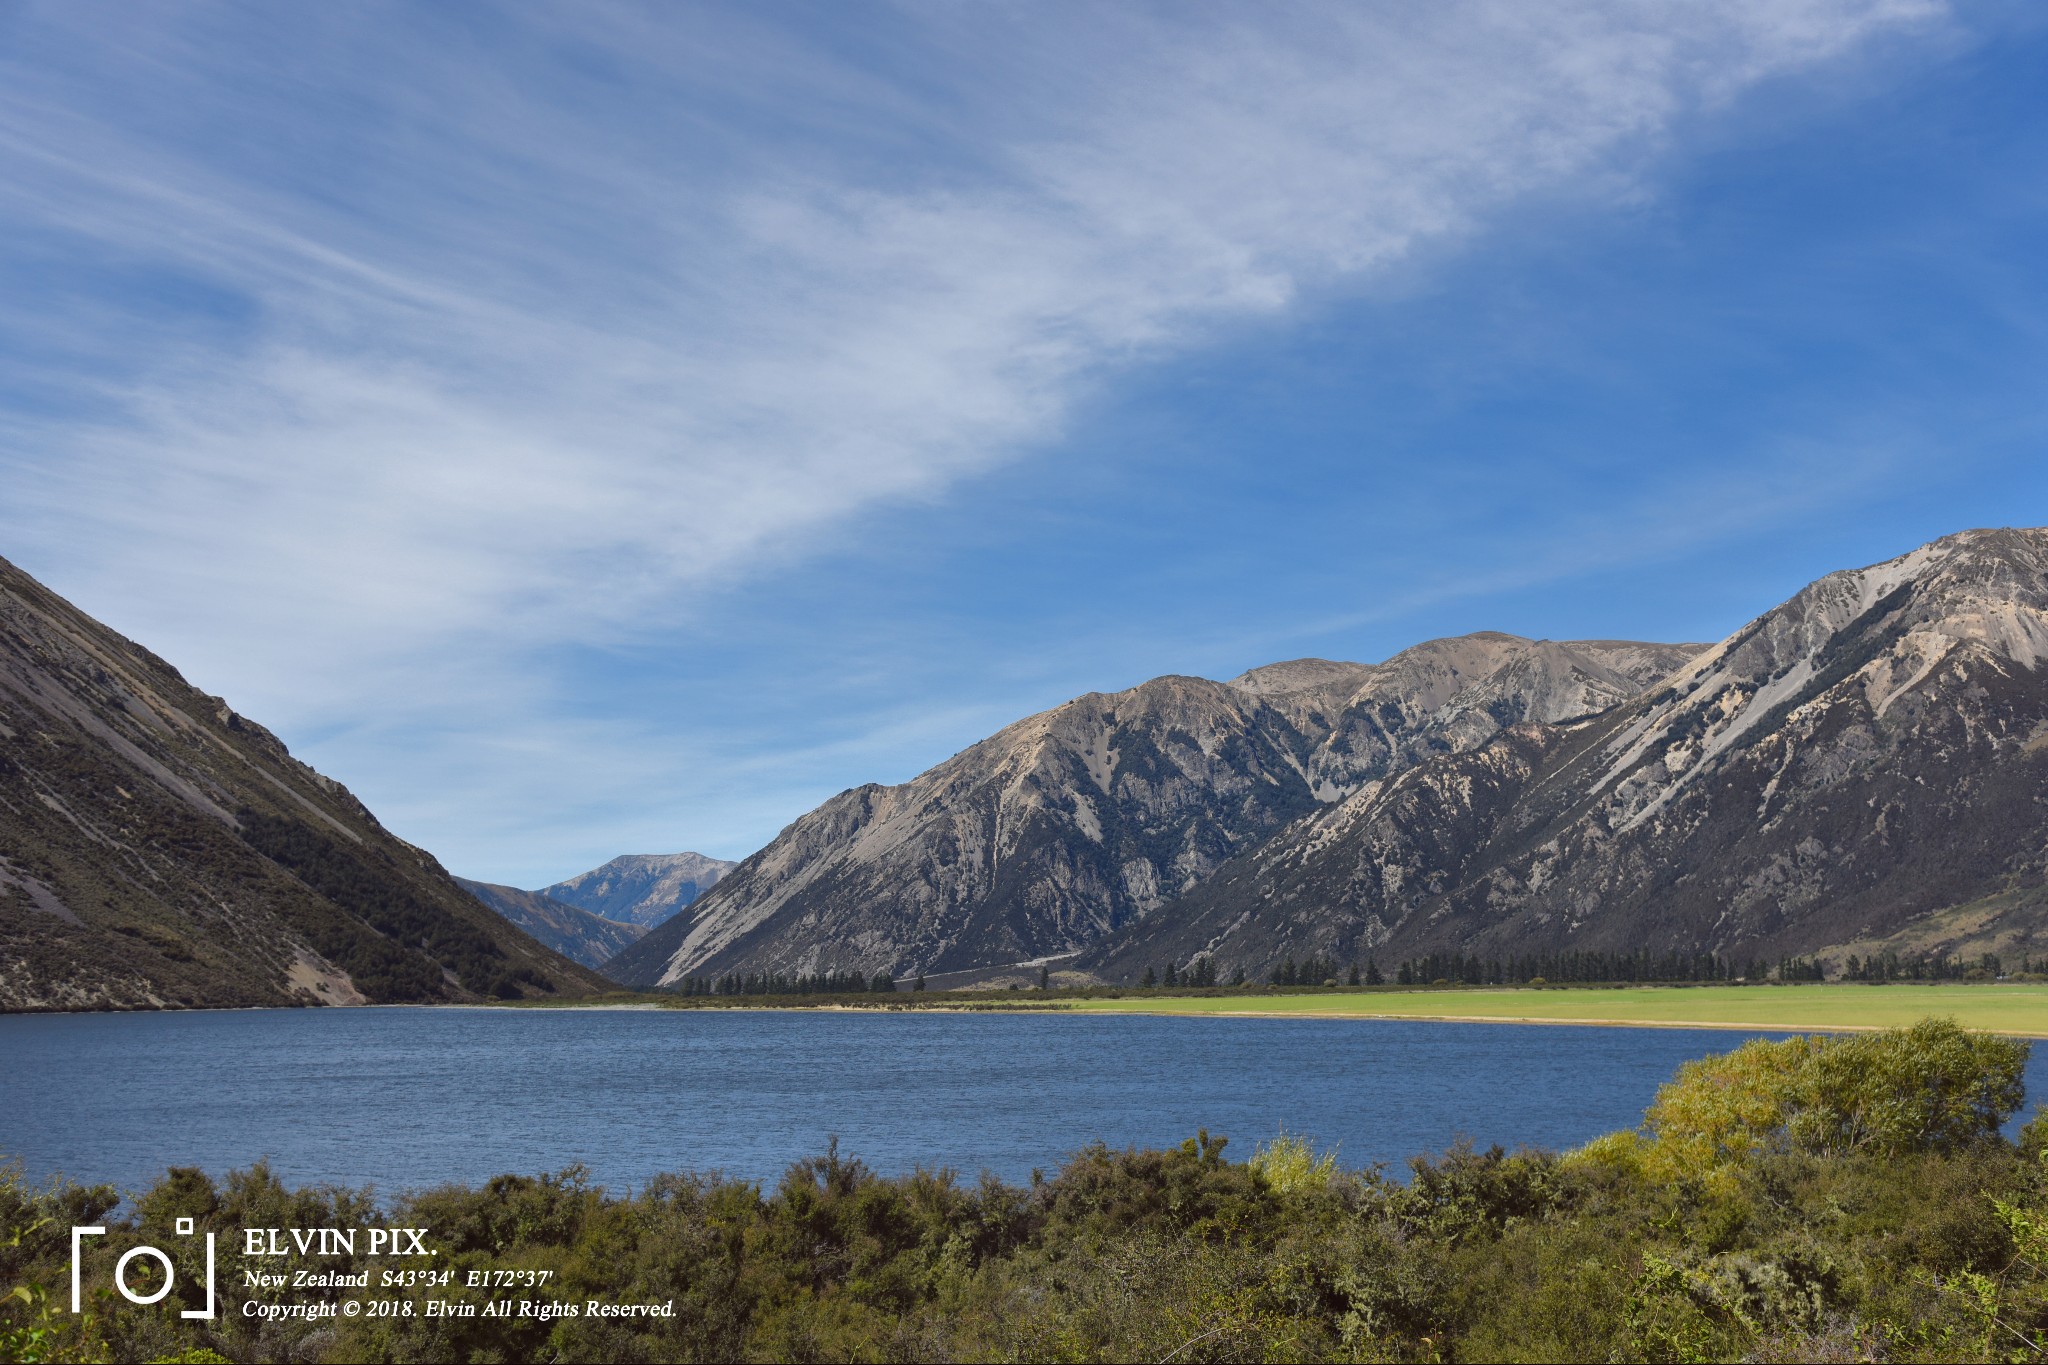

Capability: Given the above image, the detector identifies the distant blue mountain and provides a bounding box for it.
[541,853,737,929]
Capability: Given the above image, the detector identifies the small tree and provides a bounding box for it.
[1141,966,1157,988]
[1038,965,1050,990]
[1575,1016,2028,1190]
[1249,1130,1338,1197]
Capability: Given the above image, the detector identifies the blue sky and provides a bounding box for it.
[4,1,2046,886]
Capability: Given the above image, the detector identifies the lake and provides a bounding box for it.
[3,1007,2042,1197]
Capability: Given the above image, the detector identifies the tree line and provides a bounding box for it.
[1126,945,2032,990]
[1139,957,1222,988]
[1133,949,1775,990]
[1393,948,1774,986]
[1843,949,2033,981]
[672,970,898,997]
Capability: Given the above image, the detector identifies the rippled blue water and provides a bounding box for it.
[2,1007,2041,1197]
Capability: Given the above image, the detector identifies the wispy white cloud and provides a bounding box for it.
[0,0,1947,879]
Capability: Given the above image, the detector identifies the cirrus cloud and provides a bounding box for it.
[0,0,1947,879]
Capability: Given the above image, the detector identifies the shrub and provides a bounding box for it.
[1249,1132,1337,1198]
[5,1015,2040,1363]
[1579,1018,2028,1188]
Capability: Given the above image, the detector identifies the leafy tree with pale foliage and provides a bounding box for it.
[1247,1130,1337,1198]
[1576,1017,2027,1188]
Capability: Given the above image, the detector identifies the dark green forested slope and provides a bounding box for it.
[7,1019,2048,1362]
[456,877,647,974]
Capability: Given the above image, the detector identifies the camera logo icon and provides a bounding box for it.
[70,1218,216,1319]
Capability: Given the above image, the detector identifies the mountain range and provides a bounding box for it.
[612,527,2048,990]
[10,527,2046,1010]
[456,854,735,971]
[1087,527,2048,980]
[540,853,735,928]
[605,633,1703,987]
[454,879,648,972]
[0,555,606,1010]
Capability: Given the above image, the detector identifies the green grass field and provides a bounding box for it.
[1061,982,2048,1035]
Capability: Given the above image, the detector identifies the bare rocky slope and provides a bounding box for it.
[540,852,735,929]
[607,634,1701,988]
[0,555,608,1010]
[456,878,647,973]
[1086,527,2048,981]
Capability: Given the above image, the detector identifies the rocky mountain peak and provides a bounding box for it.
[607,628,1695,990]
[540,852,737,929]
[1589,527,2048,829]
[1227,658,1376,696]
[1085,526,2048,984]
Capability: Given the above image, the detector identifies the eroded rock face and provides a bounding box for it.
[608,634,1700,988]
[540,853,737,929]
[0,555,607,1011]
[1090,527,2048,980]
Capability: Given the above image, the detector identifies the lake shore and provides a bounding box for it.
[492,981,2048,1036]
[1059,982,2048,1036]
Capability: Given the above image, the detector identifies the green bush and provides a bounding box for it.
[4,1017,2043,1362]
[1577,1017,2028,1191]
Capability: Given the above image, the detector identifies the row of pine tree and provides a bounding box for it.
[1126,946,2027,990]
[674,970,899,996]
[671,947,2033,999]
